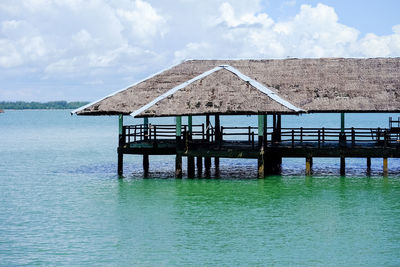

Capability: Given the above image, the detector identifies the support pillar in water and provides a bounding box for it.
[257,114,265,178]
[175,116,182,178]
[143,154,149,177]
[143,117,149,177]
[214,157,220,177]
[187,116,195,178]
[118,148,123,177]
[175,154,182,178]
[117,114,124,176]
[306,156,312,176]
[366,157,371,175]
[196,157,203,177]
[383,158,388,176]
[204,157,211,177]
[340,156,345,176]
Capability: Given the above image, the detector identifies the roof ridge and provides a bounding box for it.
[130,65,303,117]
[220,65,303,112]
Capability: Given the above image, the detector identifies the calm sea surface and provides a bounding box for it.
[1,110,400,266]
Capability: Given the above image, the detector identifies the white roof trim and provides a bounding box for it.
[130,64,303,117]
[130,66,224,117]
[221,65,304,112]
[71,61,184,115]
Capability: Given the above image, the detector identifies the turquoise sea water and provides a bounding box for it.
[1,110,400,266]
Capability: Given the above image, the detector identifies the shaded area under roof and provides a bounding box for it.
[74,57,400,116]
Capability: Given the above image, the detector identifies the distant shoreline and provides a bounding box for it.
[0,101,89,110]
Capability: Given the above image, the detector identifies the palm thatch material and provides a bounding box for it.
[74,58,400,116]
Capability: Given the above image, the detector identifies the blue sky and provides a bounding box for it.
[0,0,399,102]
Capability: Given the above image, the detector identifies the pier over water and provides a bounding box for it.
[72,58,400,178]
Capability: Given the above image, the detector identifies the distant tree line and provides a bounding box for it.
[0,101,89,110]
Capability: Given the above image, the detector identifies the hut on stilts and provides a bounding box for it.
[72,58,400,177]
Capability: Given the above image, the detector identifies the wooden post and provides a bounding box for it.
[306,156,312,175]
[187,115,194,178]
[258,152,265,178]
[366,157,371,175]
[188,156,195,178]
[341,112,345,133]
[214,157,220,177]
[258,114,265,178]
[204,156,211,177]
[206,115,210,141]
[175,154,182,178]
[205,115,211,177]
[175,116,182,178]
[143,117,149,177]
[215,114,220,142]
[383,158,388,176]
[277,114,281,142]
[118,114,124,176]
[197,157,203,177]
[143,154,149,177]
[144,117,149,139]
[340,156,345,176]
[188,115,193,134]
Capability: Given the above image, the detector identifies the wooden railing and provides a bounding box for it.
[121,124,400,148]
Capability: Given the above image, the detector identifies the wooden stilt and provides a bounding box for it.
[188,156,195,178]
[214,157,220,177]
[306,156,312,175]
[340,156,345,176]
[215,115,221,142]
[143,154,149,177]
[258,151,265,178]
[206,115,210,141]
[366,157,371,175]
[118,114,124,177]
[118,149,123,177]
[196,156,202,177]
[383,158,388,176]
[175,154,182,178]
[204,157,211,177]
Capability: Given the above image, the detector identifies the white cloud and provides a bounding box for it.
[116,0,168,43]
[0,39,23,68]
[0,0,399,101]
[175,3,400,61]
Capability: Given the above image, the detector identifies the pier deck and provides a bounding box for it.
[118,123,400,177]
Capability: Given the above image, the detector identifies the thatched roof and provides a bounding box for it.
[73,58,400,116]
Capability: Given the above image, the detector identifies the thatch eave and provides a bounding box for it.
[73,57,400,117]
[134,110,303,118]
